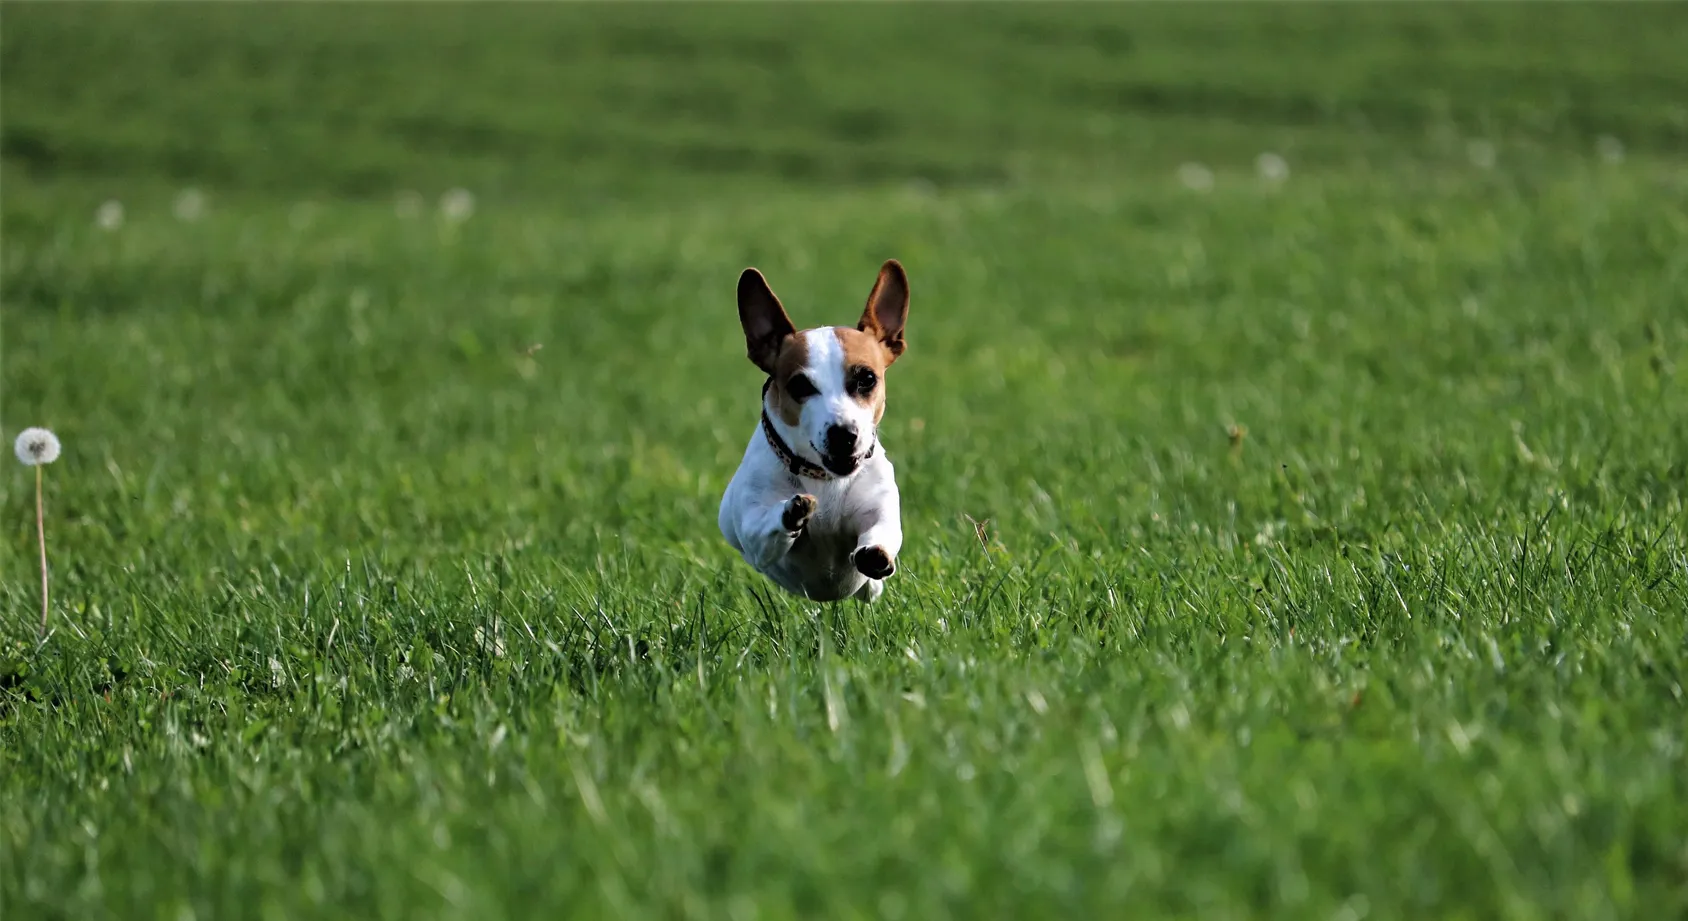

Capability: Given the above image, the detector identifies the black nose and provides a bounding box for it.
[824,425,858,456]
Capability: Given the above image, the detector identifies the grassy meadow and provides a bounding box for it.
[3,3,1687,918]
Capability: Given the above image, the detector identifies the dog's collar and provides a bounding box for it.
[760,379,875,481]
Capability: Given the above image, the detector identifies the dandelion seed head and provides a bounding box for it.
[173,188,207,222]
[440,188,476,222]
[1255,151,1290,183]
[1467,140,1497,170]
[901,177,937,200]
[289,201,320,230]
[14,428,61,466]
[95,200,125,231]
[1177,162,1214,192]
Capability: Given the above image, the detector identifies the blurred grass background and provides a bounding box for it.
[6,3,1688,204]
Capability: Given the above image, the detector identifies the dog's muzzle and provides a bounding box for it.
[818,425,866,476]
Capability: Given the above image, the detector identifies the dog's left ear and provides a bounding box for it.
[738,267,797,375]
[857,259,909,364]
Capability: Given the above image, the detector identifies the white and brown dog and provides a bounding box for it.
[718,260,910,603]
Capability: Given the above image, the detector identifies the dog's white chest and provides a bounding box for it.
[718,430,903,603]
[766,481,871,595]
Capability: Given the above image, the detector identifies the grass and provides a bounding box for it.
[2,3,1687,918]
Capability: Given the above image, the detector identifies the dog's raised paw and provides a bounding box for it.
[854,545,896,580]
[782,494,818,533]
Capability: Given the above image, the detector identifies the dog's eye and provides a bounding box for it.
[847,367,878,397]
[786,374,819,400]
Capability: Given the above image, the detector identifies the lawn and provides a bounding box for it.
[2,3,1686,919]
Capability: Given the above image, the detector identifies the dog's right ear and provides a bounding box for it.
[737,268,796,375]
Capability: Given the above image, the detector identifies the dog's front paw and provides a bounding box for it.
[853,545,896,580]
[782,494,818,533]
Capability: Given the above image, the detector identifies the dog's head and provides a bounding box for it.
[737,260,909,477]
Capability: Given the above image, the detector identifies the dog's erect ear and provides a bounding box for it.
[738,267,796,375]
[857,259,909,363]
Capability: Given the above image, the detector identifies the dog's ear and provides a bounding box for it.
[857,259,909,363]
[738,267,796,375]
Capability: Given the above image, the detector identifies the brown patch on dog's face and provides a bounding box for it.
[766,334,811,426]
[833,327,892,423]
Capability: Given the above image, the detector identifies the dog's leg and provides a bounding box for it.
[851,512,903,584]
[738,493,818,569]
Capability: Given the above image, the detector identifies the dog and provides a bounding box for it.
[718,259,910,603]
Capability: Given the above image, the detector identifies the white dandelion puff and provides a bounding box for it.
[395,190,425,219]
[1596,135,1625,164]
[1176,162,1214,192]
[289,202,320,231]
[95,200,125,231]
[1466,140,1497,170]
[901,177,937,200]
[440,187,476,222]
[14,427,60,466]
[15,426,62,638]
[1255,151,1289,183]
[173,188,207,222]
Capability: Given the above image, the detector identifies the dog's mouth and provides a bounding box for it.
[817,449,862,477]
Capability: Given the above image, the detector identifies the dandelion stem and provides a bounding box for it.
[36,464,49,638]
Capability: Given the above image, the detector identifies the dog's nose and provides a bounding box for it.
[824,425,858,456]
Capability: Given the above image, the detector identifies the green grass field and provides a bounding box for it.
[3,3,1687,918]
